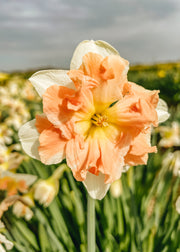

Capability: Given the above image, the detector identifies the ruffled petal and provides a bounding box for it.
[38,125,67,165]
[79,53,103,82]
[43,84,75,128]
[97,131,131,183]
[70,40,119,70]
[128,82,159,108]
[124,128,157,166]
[35,114,52,133]
[68,68,99,89]
[18,119,40,160]
[66,133,103,181]
[83,172,110,200]
[43,84,95,136]
[92,55,129,109]
[66,135,89,180]
[29,70,74,97]
[105,94,158,129]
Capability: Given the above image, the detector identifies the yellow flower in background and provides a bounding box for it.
[158,121,180,148]
[0,72,9,82]
[157,70,166,78]
[19,40,169,200]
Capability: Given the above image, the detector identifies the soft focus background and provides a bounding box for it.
[1,1,180,252]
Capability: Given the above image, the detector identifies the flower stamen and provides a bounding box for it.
[91,114,109,127]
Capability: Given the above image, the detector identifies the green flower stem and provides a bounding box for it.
[52,164,68,180]
[87,194,95,252]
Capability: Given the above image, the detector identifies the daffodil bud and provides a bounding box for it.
[34,177,59,207]
[13,194,34,221]
[110,179,122,198]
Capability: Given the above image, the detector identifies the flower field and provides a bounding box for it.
[0,61,180,252]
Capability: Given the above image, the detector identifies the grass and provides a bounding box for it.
[0,61,180,251]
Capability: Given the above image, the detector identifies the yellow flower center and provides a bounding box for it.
[91,114,109,127]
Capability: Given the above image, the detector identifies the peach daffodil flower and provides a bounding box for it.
[19,40,169,200]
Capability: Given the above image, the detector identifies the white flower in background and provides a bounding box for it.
[0,88,10,106]
[0,124,13,145]
[34,177,59,207]
[1,95,30,131]
[171,151,180,176]
[0,221,13,251]
[0,145,24,171]
[110,179,122,198]
[175,196,180,214]
[0,234,13,251]
[5,115,24,131]
[8,81,19,95]
[12,194,34,221]
[158,121,180,148]
[162,151,180,176]
[13,201,34,221]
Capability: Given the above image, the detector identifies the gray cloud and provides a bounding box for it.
[0,0,180,71]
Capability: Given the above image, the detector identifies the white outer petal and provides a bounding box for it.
[83,172,110,200]
[18,119,40,160]
[29,70,74,97]
[70,40,119,70]
[156,98,170,124]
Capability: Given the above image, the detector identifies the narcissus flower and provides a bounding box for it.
[158,121,180,148]
[34,178,59,207]
[12,194,34,221]
[162,151,180,176]
[19,40,169,200]
[0,170,37,196]
[33,164,66,207]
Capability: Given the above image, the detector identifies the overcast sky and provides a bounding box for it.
[0,0,180,71]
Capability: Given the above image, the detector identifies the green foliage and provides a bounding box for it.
[1,63,180,251]
[4,154,180,252]
[128,62,180,106]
